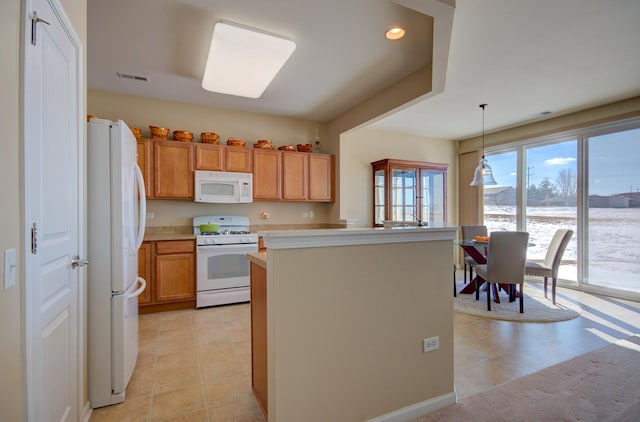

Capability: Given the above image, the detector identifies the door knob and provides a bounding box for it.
[71,255,89,269]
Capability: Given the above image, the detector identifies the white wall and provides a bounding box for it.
[0,1,24,420]
[267,237,455,421]
[340,128,458,227]
[1,0,87,419]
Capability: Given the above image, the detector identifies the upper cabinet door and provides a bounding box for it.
[136,138,153,198]
[309,154,334,202]
[195,143,225,171]
[253,149,282,200]
[225,146,253,173]
[282,152,309,200]
[153,141,194,198]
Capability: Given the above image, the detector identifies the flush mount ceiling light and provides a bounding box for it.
[202,20,296,98]
[385,26,405,40]
[470,104,498,186]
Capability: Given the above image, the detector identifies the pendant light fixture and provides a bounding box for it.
[470,103,497,186]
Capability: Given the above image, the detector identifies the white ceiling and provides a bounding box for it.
[87,0,640,141]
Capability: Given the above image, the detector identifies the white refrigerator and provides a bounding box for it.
[87,118,147,408]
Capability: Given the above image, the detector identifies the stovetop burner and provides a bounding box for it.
[193,215,258,245]
[199,230,251,236]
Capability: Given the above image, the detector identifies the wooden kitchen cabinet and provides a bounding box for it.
[282,151,308,200]
[136,138,153,197]
[153,140,194,199]
[139,239,196,313]
[155,240,195,302]
[195,143,224,171]
[225,146,253,173]
[138,242,152,305]
[309,153,335,202]
[253,149,282,200]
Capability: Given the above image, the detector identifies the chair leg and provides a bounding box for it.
[464,264,467,284]
[453,264,457,297]
[551,277,557,305]
[543,276,548,298]
[519,283,524,313]
[475,277,480,301]
[487,281,492,311]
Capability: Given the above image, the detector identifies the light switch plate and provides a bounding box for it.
[4,248,17,290]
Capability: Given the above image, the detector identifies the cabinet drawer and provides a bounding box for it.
[155,240,195,255]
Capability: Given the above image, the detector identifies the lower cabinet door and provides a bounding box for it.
[155,253,195,302]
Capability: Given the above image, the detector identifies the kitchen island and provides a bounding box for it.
[250,224,458,422]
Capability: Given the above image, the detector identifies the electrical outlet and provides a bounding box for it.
[301,211,309,218]
[422,336,439,353]
[309,211,314,218]
[146,212,154,220]
[4,248,17,290]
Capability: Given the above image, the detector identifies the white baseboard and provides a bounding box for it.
[82,401,92,422]
[366,391,457,422]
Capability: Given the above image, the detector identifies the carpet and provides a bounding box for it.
[414,335,640,422]
[454,280,581,322]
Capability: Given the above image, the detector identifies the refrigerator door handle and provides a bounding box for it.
[128,277,147,298]
[134,163,146,250]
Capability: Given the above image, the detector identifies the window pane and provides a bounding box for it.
[391,169,416,222]
[524,141,578,282]
[483,151,517,232]
[586,128,640,293]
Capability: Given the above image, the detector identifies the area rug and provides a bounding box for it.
[413,335,640,422]
[454,280,581,322]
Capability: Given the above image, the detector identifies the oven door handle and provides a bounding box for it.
[197,243,258,252]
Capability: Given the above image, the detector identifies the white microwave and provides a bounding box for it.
[194,170,253,203]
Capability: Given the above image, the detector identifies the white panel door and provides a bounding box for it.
[23,0,83,420]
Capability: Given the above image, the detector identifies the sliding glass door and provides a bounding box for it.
[586,127,640,293]
[482,119,640,297]
[524,141,578,282]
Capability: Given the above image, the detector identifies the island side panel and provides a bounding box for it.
[266,239,454,422]
[250,260,268,417]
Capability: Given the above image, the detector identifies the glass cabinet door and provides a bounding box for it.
[421,171,445,223]
[374,169,386,225]
[392,169,417,222]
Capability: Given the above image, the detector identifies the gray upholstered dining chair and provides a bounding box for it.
[474,231,529,312]
[525,228,573,305]
[461,225,488,283]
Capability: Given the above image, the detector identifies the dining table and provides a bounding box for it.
[455,239,517,303]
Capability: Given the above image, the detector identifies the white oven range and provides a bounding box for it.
[193,215,258,308]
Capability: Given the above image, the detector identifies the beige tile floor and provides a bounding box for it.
[90,282,640,421]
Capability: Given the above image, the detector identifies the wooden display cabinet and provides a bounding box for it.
[371,158,448,227]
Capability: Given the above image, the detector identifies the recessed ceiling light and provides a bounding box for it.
[385,27,405,40]
[202,20,296,99]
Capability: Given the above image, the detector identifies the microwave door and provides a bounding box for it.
[199,180,238,203]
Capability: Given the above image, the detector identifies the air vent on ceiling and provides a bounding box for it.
[117,72,149,82]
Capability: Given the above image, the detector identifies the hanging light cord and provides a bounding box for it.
[480,103,487,159]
